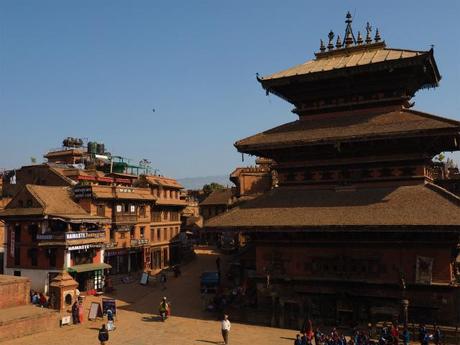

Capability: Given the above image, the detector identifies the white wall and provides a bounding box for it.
[4,268,60,294]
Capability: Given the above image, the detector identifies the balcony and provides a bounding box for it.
[113,214,138,224]
[37,230,106,247]
[130,238,149,247]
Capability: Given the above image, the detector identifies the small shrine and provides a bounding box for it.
[49,270,79,311]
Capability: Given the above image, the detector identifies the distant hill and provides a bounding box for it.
[178,175,232,190]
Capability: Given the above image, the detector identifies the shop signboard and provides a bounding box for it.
[140,272,149,285]
[105,249,128,257]
[73,186,93,199]
[88,302,103,320]
[102,298,117,315]
[68,244,102,251]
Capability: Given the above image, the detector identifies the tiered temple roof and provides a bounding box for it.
[208,13,460,230]
[206,183,460,229]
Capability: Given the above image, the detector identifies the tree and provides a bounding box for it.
[202,182,225,195]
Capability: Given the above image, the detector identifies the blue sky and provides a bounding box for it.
[1,1,459,178]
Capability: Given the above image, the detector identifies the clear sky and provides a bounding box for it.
[1,0,459,179]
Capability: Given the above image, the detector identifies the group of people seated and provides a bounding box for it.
[30,290,51,308]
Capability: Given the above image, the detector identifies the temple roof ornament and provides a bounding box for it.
[319,39,326,52]
[327,31,335,50]
[356,31,363,45]
[344,11,356,45]
[317,13,382,54]
[335,35,342,49]
[374,28,381,42]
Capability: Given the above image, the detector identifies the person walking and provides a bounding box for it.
[107,308,115,331]
[98,324,109,345]
[391,323,399,345]
[221,314,231,344]
[434,325,442,345]
[402,327,410,345]
[160,272,167,290]
[158,296,170,321]
[419,324,427,345]
[294,334,302,345]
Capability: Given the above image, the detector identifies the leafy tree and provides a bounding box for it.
[202,182,225,195]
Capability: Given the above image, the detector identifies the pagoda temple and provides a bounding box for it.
[207,13,460,327]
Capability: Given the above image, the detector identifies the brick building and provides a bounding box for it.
[0,185,108,293]
[200,188,237,220]
[135,175,186,271]
[207,14,460,327]
[2,141,187,278]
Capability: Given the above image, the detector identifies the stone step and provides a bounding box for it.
[0,305,60,343]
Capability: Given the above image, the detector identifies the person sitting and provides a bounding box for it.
[39,293,47,307]
[32,292,40,305]
[29,289,35,303]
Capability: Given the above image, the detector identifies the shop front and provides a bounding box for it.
[129,247,144,272]
[67,244,110,291]
[104,249,129,275]
[68,262,111,292]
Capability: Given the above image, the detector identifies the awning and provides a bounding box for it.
[67,263,111,273]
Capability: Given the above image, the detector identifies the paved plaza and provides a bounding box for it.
[5,248,294,345]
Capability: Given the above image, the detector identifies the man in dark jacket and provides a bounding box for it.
[98,324,109,345]
[71,301,79,324]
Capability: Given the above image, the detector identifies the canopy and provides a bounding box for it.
[67,263,111,273]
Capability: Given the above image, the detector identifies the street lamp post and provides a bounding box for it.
[400,276,409,326]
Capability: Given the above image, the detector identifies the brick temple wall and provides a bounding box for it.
[0,275,30,309]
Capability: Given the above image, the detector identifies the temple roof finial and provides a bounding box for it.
[344,11,356,46]
[319,39,326,52]
[336,35,342,49]
[327,31,335,50]
[345,31,354,47]
[374,28,381,42]
[356,31,363,45]
[365,22,373,44]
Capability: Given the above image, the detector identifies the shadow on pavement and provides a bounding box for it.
[141,315,163,322]
[195,340,222,344]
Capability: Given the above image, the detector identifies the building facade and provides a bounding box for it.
[0,185,108,293]
[207,14,460,327]
[135,175,186,271]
